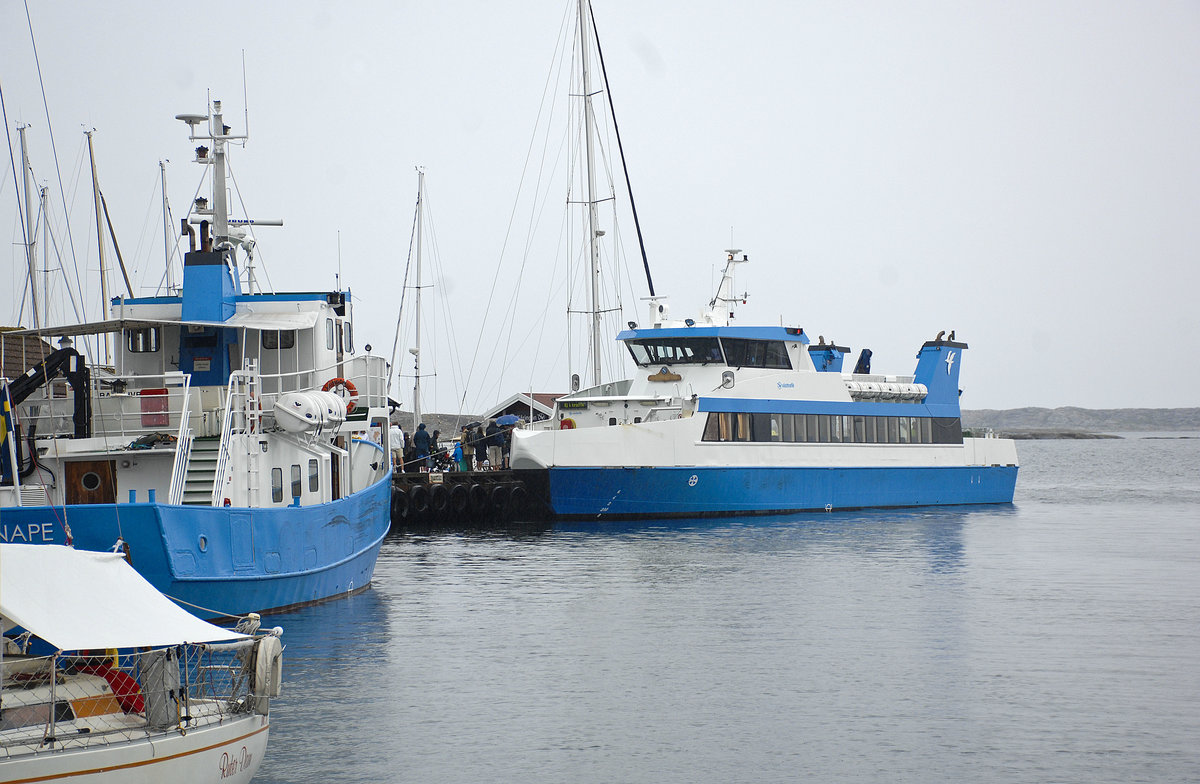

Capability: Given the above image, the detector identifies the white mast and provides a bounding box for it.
[40,186,50,328]
[578,0,603,387]
[18,124,40,329]
[86,130,111,363]
[160,160,175,292]
[411,167,425,428]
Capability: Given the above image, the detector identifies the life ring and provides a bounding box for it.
[560,417,576,430]
[322,377,359,413]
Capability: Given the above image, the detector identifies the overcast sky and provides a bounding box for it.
[3,0,1198,412]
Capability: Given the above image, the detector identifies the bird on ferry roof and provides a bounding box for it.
[935,330,945,341]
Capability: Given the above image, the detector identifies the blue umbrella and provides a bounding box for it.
[495,414,522,426]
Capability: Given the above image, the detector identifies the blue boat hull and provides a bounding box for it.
[0,475,392,619]
[545,465,1019,519]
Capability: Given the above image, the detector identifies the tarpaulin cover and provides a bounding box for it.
[0,544,246,650]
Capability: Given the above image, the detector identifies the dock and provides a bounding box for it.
[391,470,551,530]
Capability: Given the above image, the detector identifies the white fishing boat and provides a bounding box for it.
[0,543,283,784]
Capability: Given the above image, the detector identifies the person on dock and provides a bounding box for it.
[413,423,432,471]
[389,422,405,469]
[485,419,503,471]
[473,425,487,471]
[459,427,475,471]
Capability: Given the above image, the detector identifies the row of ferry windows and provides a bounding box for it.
[701,413,964,445]
[625,337,792,370]
[271,460,321,503]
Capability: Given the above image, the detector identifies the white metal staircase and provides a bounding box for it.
[181,437,222,505]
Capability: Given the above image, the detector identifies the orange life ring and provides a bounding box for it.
[560,417,576,430]
[322,377,359,413]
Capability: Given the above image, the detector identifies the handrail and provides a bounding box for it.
[167,374,194,504]
[209,372,244,507]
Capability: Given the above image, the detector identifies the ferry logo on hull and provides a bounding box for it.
[945,351,956,375]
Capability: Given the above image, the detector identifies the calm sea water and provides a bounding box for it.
[255,435,1200,783]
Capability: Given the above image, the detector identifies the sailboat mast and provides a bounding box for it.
[160,160,174,292]
[86,130,111,363]
[18,124,40,329]
[412,168,424,428]
[40,186,49,328]
[578,0,603,387]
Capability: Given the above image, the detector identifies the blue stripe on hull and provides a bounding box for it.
[0,475,391,619]
[547,465,1018,519]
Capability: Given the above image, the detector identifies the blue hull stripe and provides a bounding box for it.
[0,475,392,619]
[547,465,1018,518]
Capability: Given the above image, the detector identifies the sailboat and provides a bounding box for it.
[0,97,392,617]
[508,1,1020,518]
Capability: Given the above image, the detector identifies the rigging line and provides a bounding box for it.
[388,192,420,401]
[99,192,134,296]
[225,160,274,292]
[24,0,88,328]
[457,1,574,414]
[587,0,654,298]
[421,193,469,414]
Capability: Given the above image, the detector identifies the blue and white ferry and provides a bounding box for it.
[511,251,1018,519]
[0,100,392,618]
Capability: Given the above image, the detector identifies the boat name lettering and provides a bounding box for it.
[0,522,55,543]
[560,401,589,410]
[776,382,795,389]
[219,746,253,779]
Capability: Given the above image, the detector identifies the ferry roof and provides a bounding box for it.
[114,291,351,306]
[617,325,808,343]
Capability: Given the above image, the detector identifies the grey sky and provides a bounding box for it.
[3,1,1198,412]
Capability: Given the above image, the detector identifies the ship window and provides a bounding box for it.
[291,464,302,500]
[344,322,354,354]
[720,339,792,370]
[897,417,910,444]
[608,417,618,426]
[625,337,722,366]
[126,327,160,353]
[931,418,963,444]
[326,318,335,350]
[309,459,319,492]
[702,413,721,441]
[262,330,296,349]
[919,417,932,444]
[271,468,283,503]
[781,413,795,442]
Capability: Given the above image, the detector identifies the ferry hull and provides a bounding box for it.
[0,476,391,619]
[543,464,1018,519]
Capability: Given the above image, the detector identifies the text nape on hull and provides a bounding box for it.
[0,98,392,618]
[511,253,1018,519]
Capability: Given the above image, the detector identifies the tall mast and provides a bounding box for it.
[578,0,603,387]
[412,167,424,428]
[211,101,229,245]
[18,124,40,329]
[86,130,111,363]
[160,160,175,292]
[40,186,49,328]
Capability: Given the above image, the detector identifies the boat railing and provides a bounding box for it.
[0,642,259,754]
[16,372,195,447]
[251,354,390,429]
[209,367,256,507]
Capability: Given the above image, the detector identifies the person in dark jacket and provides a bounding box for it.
[412,423,432,470]
[485,419,503,470]
[473,426,487,470]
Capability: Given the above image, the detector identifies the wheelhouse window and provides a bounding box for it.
[344,322,354,354]
[720,338,792,369]
[326,318,335,350]
[625,337,723,366]
[126,327,160,353]
[261,330,296,349]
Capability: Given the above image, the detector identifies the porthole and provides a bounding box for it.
[198,535,209,553]
[81,472,102,492]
